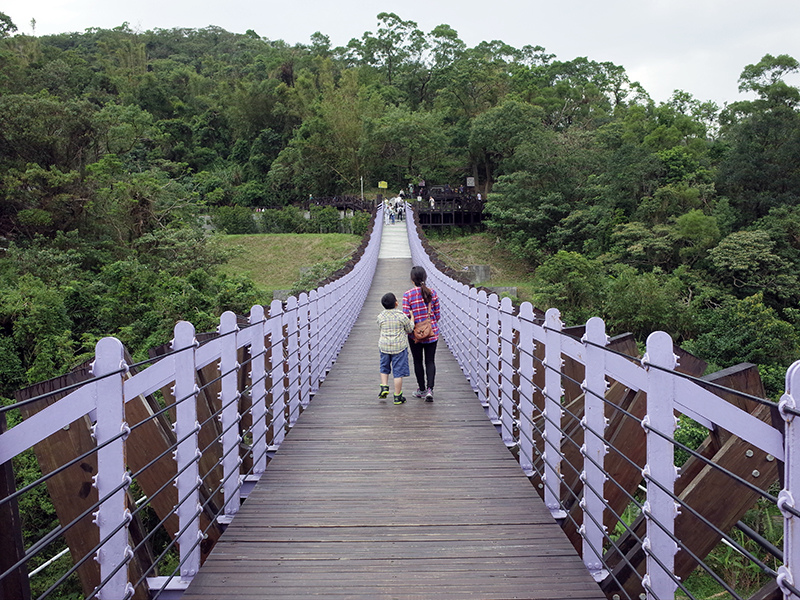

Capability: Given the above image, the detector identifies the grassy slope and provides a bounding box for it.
[425,232,536,301]
[216,233,362,296]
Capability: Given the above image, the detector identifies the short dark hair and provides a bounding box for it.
[381,292,396,309]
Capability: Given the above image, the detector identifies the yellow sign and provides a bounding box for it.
[378,181,388,189]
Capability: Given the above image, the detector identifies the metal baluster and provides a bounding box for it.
[642,331,679,599]
[92,337,133,599]
[581,317,610,581]
[269,300,286,449]
[285,297,300,428]
[518,303,536,476]
[249,306,267,477]
[543,308,566,519]
[486,294,501,425]
[499,297,515,447]
[218,311,242,520]
[779,361,800,598]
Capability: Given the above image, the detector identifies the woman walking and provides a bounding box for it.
[402,266,441,402]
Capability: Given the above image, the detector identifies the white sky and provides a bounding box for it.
[4,0,800,107]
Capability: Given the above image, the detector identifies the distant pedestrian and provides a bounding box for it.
[402,266,440,402]
[377,292,414,404]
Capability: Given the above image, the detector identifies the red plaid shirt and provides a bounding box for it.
[402,286,440,343]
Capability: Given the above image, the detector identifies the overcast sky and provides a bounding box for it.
[4,0,800,107]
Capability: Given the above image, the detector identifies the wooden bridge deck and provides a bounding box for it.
[182,236,605,599]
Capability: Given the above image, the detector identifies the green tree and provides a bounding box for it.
[718,54,800,221]
[603,265,694,340]
[345,12,426,86]
[468,100,544,189]
[211,205,258,234]
[0,11,17,38]
[531,250,605,324]
[708,230,798,302]
[684,293,799,382]
[368,106,453,187]
[674,209,720,264]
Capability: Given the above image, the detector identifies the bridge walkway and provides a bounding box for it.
[181,221,605,599]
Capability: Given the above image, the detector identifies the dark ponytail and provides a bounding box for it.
[410,265,432,305]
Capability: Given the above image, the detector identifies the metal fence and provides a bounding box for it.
[0,209,383,600]
[405,202,800,600]
[5,201,800,600]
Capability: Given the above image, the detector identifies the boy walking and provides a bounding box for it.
[377,292,414,404]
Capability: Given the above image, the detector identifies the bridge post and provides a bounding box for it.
[285,297,300,427]
[542,308,566,519]
[298,293,311,409]
[92,336,133,599]
[779,361,800,598]
[486,294,501,425]
[476,290,489,406]
[218,311,242,519]
[581,317,609,580]
[308,290,320,395]
[499,297,516,447]
[269,300,286,448]
[315,285,329,381]
[642,331,679,599]
[518,303,536,476]
[457,282,471,376]
[467,287,480,392]
[248,306,268,476]
[171,321,202,582]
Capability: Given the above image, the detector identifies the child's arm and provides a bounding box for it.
[401,311,414,333]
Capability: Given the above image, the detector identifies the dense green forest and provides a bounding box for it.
[1,11,799,402]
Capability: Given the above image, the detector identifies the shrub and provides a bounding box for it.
[211,205,258,234]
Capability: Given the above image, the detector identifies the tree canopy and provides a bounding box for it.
[0,16,799,397]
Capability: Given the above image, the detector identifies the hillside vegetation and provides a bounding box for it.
[0,11,799,401]
[217,233,361,295]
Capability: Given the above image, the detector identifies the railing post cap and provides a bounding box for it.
[219,310,238,332]
[172,320,196,348]
[249,304,265,322]
[786,360,800,395]
[545,307,561,328]
[585,317,606,339]
[93,337,125,375]
[519,302,535,319]
[644,331,675,367]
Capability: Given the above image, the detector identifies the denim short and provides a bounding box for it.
[379,349,410,378]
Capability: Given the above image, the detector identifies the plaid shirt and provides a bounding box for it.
[377,308,413,354]
[402,286,440,343]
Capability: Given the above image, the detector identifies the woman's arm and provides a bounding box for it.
[401,292,411,318]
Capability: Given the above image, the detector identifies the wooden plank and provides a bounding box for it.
[181,256,606,600]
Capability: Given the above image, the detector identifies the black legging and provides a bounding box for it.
[409,340,437,391]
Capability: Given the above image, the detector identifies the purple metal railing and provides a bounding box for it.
[0,208,384,600]
[4,201,800,600]
[404,202,800,600]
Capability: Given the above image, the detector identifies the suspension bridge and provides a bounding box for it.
[1,206,800,600]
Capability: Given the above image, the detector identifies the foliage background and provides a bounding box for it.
[1,12,799,599]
